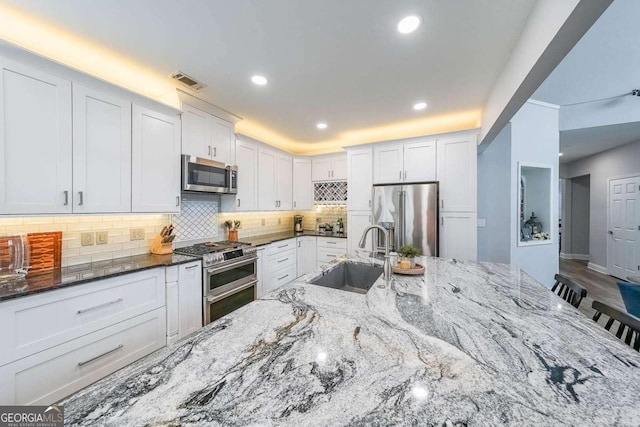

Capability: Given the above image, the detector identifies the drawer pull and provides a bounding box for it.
[277,274,289,281]
[326,242,336,244]
[77,298,123,314]
[327,255,336,258]
[185,264,199,270]
[78,344,123,367]
[277,258,289,263]
[277,244,288,249]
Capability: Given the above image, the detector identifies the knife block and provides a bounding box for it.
[150,235,173,255]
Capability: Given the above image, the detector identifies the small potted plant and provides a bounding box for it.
[398,245,420,269]
[224,220,241,241]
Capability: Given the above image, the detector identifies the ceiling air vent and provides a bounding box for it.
[171,71,206,91]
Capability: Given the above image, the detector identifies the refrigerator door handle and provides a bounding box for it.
[398,190,406,249]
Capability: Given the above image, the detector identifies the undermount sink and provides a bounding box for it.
[309,262,383,294]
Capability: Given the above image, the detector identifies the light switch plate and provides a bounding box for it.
[81,232,94,246]
[96,231,108,245]
[130,228,145,241]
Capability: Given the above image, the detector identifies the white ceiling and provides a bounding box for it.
[559,121,640,163]
[1,0,536,150]
[533,0,640,164]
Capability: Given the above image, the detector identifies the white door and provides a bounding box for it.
[235,138,258,211]
[440,212,477,261]
[178,262,202,338]
[404,140,436,182]
[608,176,640,279]
[373,144,403,184]
[331,154,348,180]
[312,157,332,181]
[181,103,212,158]
[72,85,131,213]
[347,211,373,254]
[437,137,477,212]
[277,154,293,210]
[347,148,373,211]
[258,147,277,210]
[297,237,317,276]
[131,105,181,213]
[292,158,313,210]
[212,117,234,164]
[0,60,72,214]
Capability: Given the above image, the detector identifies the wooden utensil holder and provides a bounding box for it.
[150,235,173,255]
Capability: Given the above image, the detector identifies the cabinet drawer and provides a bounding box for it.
[265,239,297,255]
[264,248,296,273]
[0,268,165,366]
[317,247,346,265]
[317,237,347,250]
[0,307,166,405]
[265,265,297,292]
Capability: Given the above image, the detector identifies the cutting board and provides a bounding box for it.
[27,232,62,272]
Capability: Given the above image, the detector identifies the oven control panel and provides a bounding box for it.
[202,246,257,268]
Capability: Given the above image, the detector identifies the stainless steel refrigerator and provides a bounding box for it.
[372,183,438,257]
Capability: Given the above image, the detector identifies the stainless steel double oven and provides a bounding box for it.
[203,251,257,324]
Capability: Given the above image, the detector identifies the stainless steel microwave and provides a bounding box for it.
[182,155,238,194]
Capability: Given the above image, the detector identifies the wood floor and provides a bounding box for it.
[559,258,626,319]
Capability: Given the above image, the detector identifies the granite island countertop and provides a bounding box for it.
[61,256,640,426]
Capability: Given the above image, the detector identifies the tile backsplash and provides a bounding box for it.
[171,198,219,242]
[0,214,169,266]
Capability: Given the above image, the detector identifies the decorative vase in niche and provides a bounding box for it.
[524,212,543,234]
[228,230,238,242]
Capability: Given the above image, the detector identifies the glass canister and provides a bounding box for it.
[0,233,30,281]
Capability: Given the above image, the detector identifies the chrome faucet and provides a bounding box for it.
[359,225,391,280]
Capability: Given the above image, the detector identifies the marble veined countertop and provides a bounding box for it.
[61,256,640,426]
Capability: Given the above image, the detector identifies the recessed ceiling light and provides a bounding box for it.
[251,75,268,86]
[559,152,563,156]
[397,15,421,34]
[316,122,328,129]
[413,102,427,110]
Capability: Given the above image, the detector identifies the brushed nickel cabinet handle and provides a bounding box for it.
[237,199,240,207]
[277,258,289,263]
[208,146,212,156]
[78,344,123,367]
[63,190,69,206]
[399,171,402,180]
[277,274,289,280]
[185,264,199,270]
[77,298,123,314]
[176,196,180,207]
[213,147,217,157]
[404,170,407,180]
[78,191,84,206]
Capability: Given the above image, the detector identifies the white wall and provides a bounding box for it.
[562,139,640,268]
[570,175,590,256]
[510,102,560,287]
[478,124,512,263]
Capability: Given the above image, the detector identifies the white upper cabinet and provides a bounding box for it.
[292,158,313,210]
[437,136,477,212]
[181,102,234,164]
[72,84,131,213]
[404,140,436,182]
[276,153,293,211]
[131,105,181,213]
[258,147,277,210]
[212,117,234,164]
[0,60,73,214]
[373,144,403,184]
[373,138,436,184]
[312,153,347,181]
[234,137,258,211]
[347,148,373,211]
[181,103,212,159]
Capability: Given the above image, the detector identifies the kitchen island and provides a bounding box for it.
[61,256,640,426]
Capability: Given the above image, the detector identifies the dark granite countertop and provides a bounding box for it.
[0,253,198,302]
[242,230,347,247]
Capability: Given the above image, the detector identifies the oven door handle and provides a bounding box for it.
[205,256,258,274]
[207,280,258,304]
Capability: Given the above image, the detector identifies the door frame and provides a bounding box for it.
[606,173,640,277]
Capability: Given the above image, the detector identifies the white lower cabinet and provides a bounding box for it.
[296,236,317,277]
[316,237,347,269]
[166,261,202,344]
[0,267,169,405]
[0,307,166,405]
[262,239,297,293]
[256,248,265,297]
[440,212,477,261]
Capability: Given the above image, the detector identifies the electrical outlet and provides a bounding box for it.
[261,219,265,226]
[81,232,94,246]
[130,228,145,241]
[96,231,108,245]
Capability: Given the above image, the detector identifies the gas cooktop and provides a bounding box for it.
[174,240,256,268]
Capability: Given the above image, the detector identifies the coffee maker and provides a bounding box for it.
[294,215,304,232]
